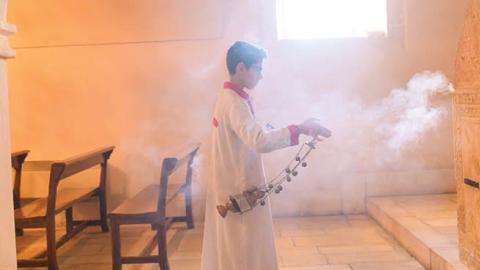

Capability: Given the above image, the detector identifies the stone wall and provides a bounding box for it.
[0,0,17,268]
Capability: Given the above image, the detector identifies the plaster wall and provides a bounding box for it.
[6,0,468,219]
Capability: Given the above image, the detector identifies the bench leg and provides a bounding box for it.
[111,221,122,270]
[185,186,194,229]
[15,228,24,236]
[157,223,170,270]
[99,193,109,232]
[46,215,59,270]
[66,207,74,234]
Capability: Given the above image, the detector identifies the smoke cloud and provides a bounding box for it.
[374,71,454,152]
[256,70,453,172]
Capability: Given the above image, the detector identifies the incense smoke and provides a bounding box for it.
[256,70,453,172]
[374,71,454,152]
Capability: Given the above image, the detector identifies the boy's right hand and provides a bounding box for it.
[298,118,332,138]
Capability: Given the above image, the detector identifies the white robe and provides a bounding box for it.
[201,84,297,270]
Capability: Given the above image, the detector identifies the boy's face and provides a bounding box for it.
[236,61,263,90]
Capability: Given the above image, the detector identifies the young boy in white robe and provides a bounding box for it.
[201,41,331,270]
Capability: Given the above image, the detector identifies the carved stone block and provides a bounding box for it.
[454,1,480,268]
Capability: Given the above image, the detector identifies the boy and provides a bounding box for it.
[201,41,331,270]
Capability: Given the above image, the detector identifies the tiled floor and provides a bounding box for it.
[16,215,424,270]
[368,194,467,270]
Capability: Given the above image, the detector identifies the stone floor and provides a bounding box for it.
[368,194,467,270]
[16,215,424,270]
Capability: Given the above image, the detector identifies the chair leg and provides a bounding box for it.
[185,186,194,229]
[157,223,170,270]
[99,193,109,232]
[111,221,122,270]
[46,215,59,270]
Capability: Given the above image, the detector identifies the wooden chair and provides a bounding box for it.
[109,143,200,270]
[15,146,114,269]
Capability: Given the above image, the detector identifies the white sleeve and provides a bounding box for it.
[227,98,298,153]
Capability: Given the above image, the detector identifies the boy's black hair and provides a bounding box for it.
[226,41,267,75]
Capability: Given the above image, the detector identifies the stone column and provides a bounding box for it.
[453,0,480,269]
[0,0,17,269]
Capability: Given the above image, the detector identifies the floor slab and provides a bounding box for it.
[16,215,424,270]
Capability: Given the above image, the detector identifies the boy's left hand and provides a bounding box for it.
[298,118,332,138]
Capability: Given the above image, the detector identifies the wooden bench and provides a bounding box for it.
[109,143,200,270]
[11,150,30,210]
[11,150,30,236]
[15,146,115,270]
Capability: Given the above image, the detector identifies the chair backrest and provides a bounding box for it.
[46,146,115,216]
[11,150,30,209]
[157,143,201,216]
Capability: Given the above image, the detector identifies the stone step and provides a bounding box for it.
[367,194,468,270]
